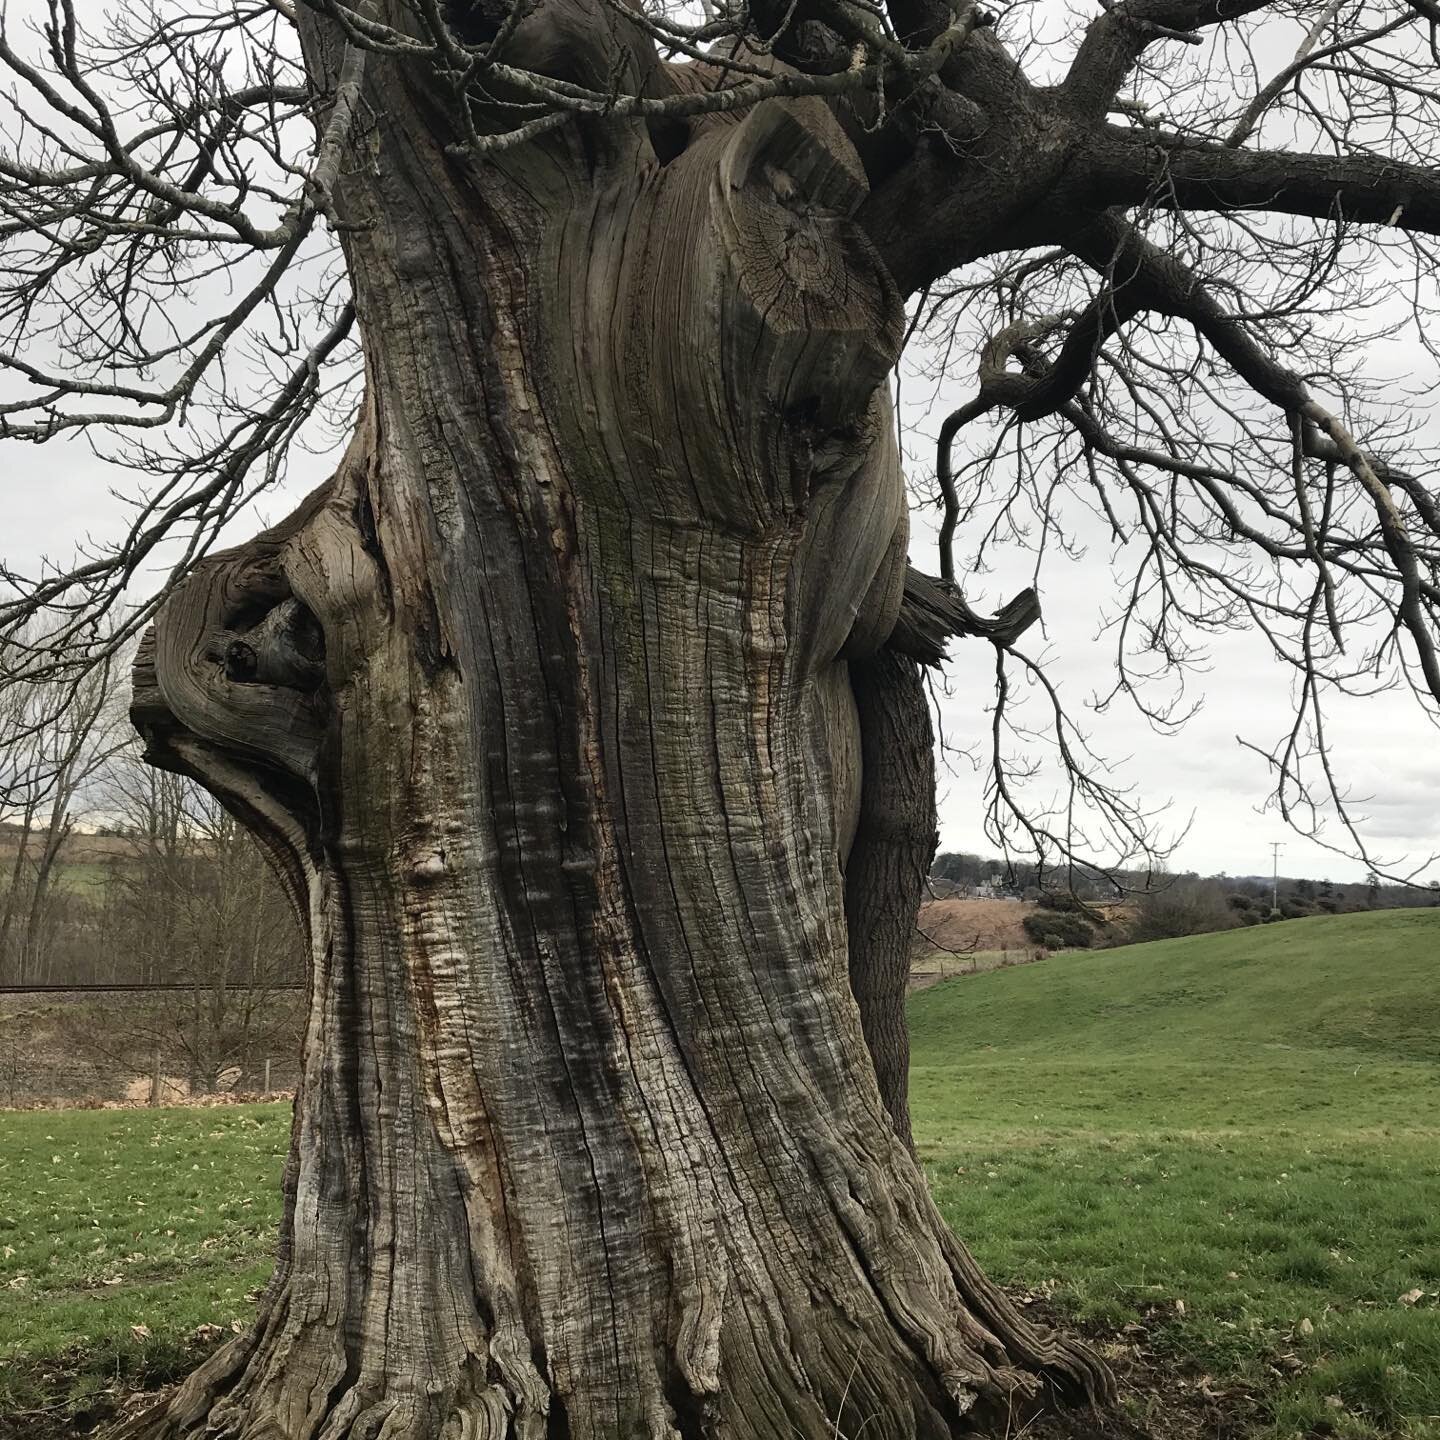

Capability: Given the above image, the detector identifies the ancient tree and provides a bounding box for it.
[1,0,1438,1435]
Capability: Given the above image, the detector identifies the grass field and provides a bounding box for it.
[0,1108,287,1427]
[2,908,1437,1436]
[0,833,134,900]
[913,908,1440,1438]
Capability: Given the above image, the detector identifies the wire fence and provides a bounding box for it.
[0,987,303,1108]
[908,947,1048,990]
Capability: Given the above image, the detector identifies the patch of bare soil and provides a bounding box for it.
[0,1328,228,1440]
[1001,1299,1266,1440]
[915,897,1037,956]
[6,1306,1269,1440]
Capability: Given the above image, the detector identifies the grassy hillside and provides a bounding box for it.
[910,907,1440,1139]
[0,911,1436,1436]
[913,906,1440,1061]
[913,909,1440,1438]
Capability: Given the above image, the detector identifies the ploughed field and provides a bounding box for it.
[2,909,1438,1437]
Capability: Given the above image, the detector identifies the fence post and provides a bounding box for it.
[263,1058,272,1096]
[149,1047,162,1107]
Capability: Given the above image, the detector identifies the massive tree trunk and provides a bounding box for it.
[121,11,1110,1438]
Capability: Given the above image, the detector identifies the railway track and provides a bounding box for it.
[0,983,305,995]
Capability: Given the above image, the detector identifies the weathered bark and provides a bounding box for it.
[844,651,937,1152]
[118,11,1112,1438]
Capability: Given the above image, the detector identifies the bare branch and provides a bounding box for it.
[1078,126,1440,238]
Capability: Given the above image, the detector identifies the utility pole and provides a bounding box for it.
[1270,842,1283,912]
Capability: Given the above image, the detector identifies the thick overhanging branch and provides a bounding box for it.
[1061,0,1277,121]
[1077,126,1440,238]
[860,0,1440,290]
[913,170,1438,878]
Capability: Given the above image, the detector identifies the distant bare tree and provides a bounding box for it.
[92,747,304,1085]
[0,636,122,982]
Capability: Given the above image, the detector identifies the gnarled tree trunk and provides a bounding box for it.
[122,10,1110,1438]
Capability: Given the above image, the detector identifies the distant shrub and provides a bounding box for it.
[1227,893,1255,912]
[1022,911,1095,950]
[1035,891,1089,914]
[1127,878,1238,944]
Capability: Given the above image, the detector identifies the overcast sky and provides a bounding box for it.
[898,322,1440,887]
[908,495,1439,885]
[6,411,1434,885]
[2,4,1436,886]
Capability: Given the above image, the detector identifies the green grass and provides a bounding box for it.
[1,908,1437,1435]
[912,908,1440,1438]
[52,862,113,898]
[0,1107,287,1420]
